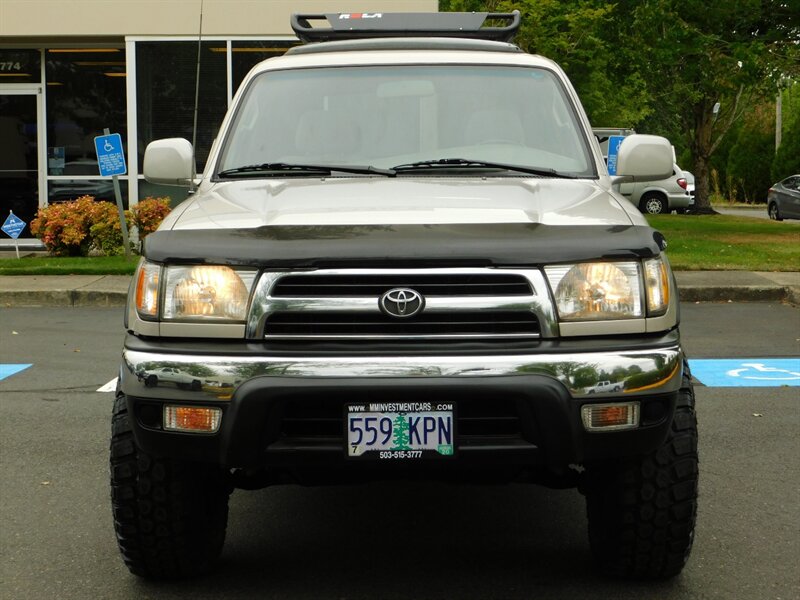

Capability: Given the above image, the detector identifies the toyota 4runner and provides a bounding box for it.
[111,11,698,581]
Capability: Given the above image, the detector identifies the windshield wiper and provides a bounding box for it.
[392,158,577,178]
[217,162,395,178]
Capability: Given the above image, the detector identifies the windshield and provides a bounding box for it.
[217,65,595,177]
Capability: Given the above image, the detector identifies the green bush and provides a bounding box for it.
[771,114,800,182]
[772,85,800,181]
[89,203,125,256]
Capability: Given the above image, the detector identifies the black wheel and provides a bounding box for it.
[110,393,231,579]
[582,367,698,579]
[640,193,667,215]
[768,202,783,221]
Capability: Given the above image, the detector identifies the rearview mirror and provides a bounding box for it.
[614,135,673,182]
[143,138,196,186]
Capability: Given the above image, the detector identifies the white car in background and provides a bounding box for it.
[618,163,692,214]
[683,171,696,208]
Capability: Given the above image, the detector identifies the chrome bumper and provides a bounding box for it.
[121,344,684,402]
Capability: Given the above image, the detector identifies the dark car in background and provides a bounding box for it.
[768,175,800,221]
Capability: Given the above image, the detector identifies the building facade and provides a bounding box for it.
[0,0,436,244]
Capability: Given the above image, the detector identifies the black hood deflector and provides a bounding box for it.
[143,223,665,268]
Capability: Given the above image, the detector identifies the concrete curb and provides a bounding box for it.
[0,275,130,308]
[677,286,793,304]
[1,289,128,307]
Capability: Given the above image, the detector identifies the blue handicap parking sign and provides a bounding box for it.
[606,135,625,176]
[2,212,26,239]
[94,133,127,177]
[689,359,800,387]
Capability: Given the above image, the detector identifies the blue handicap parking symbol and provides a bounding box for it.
[606,135,625,176]
[0,364,33,381]
[94,133,127,177]
[689,359,800,387]
[2,212,26,239]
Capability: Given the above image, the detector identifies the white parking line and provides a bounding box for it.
[97,378,118,393]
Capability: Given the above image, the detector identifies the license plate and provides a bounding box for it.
[346,402,455,459]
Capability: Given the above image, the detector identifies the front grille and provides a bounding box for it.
[279,397,524,442]
[252,268,549,342]
[271,273,532,297]
[264,311,539,339]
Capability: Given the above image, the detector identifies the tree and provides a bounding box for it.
[619,0,800,211]
[392,414,411,450]
[440,1,800,206]
[772,82,800,181]
[441,0,652,124]
[727,105,776,202]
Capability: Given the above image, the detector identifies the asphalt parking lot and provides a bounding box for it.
[1,303,798,600]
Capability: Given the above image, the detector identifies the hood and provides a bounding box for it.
[168,177,640,230]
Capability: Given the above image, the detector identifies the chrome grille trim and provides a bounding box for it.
[246,268,558,340]
[271,273,533,297]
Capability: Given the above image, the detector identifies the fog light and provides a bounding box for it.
[164,405,222,433]
[581,402,639,432]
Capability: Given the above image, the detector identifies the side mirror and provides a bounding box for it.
[143,138,196,185]
[614,134,673,182]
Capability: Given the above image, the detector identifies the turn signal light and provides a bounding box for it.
[164,405,222,433]
[581,402,639,432]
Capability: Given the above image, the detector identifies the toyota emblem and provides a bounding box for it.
[379,288,424,318]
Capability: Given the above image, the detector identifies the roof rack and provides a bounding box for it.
[290,11,521,44]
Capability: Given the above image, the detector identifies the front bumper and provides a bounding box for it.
[120,332,685,478]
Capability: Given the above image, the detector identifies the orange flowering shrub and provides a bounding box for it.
[31,196,105,256]
[30,195,172,256]
[128,197,172,239]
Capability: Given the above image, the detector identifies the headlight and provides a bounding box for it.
[643,256,670,316]
[134,261,258,322]
[545,258,673,322]
[545,261,642,321]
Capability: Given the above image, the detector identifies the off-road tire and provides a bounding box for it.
[582,367,698,579]
[640,193,667,215]
[110,393,231,579]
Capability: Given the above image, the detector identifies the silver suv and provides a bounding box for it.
[111,11,698,583]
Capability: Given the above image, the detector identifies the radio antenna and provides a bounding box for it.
[190,0,204,190]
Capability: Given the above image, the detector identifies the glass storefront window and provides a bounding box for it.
[231,41,298,96]
[136,42,227,173]
[0,49,41,83]
[45,47,127,206]
[0,93,39,226]
[48,178,128,208]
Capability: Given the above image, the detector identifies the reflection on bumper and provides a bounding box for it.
[121,345,684,401]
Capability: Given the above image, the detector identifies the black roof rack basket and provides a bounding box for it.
[291,11,521,44]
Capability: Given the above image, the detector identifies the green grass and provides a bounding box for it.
[0,255,139,276]
[647,214,800,271]
[1,214,798,274]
